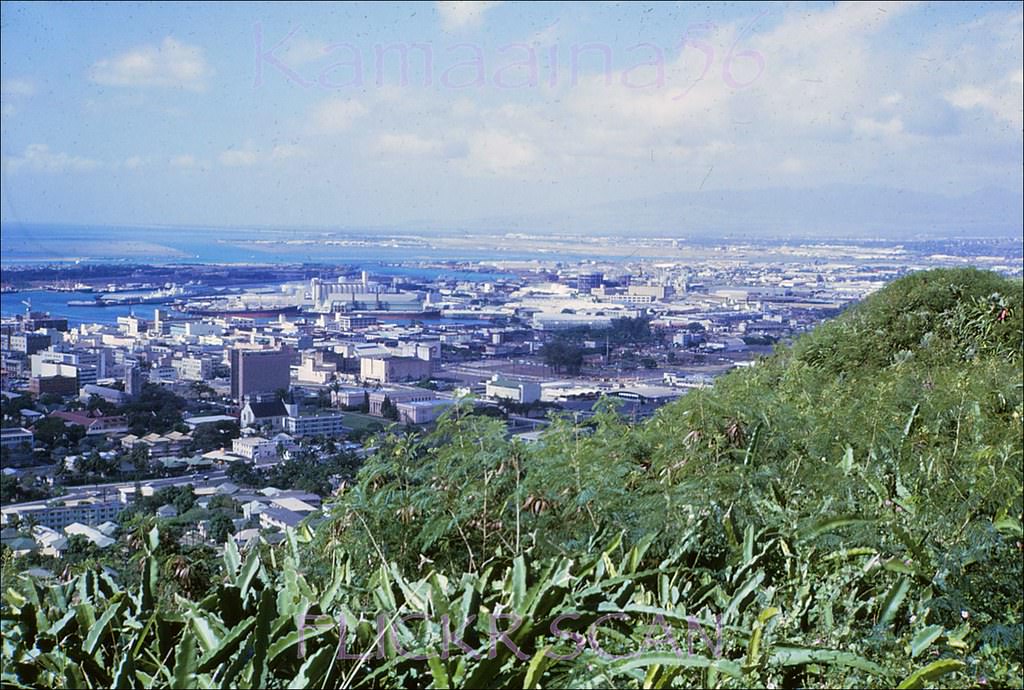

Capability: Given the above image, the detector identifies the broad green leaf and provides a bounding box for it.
[896,659,965,689]
[768,647,886,677]
[172,633,197,689]
[909,625,943,658]
[878,577,911,627]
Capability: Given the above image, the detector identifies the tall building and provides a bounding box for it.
[576,272,604,293]
[125,365,143,398]
[230,347,292,400]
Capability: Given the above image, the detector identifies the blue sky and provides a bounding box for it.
[1,1,1021,236]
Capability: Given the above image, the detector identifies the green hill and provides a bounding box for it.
[2,268,1021,688]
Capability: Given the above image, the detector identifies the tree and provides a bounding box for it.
[226,462,261,487]
[62,534,98,566]
[360,391,370,413]
[130,445,150,473]
[31,417,69,450]
[315,388,331,409]
[190,421,239,452]
[381,395,400,421]
[207,513,234,544]
[171,486,196,515]
[541,340,584,375]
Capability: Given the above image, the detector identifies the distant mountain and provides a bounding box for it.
[453,184,1024,239]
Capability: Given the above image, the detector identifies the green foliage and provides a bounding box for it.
[189,420,240,453]
[2,269,1021,688]
[541,340,585,374]
[0,474,49,505]
[122,384,187,436]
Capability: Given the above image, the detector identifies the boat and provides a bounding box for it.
[360,308,443,319]
[178,304,303,318]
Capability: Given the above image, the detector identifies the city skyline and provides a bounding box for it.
[1,1,1022,237]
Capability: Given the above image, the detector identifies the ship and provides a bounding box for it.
[67,285,188,307]
[359,308,442,319]
[176,301,303,318]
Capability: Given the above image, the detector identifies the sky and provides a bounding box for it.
[1,1,1022,237]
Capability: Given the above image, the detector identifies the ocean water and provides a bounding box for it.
[0,223,586,267]
[0,223,576,326]
[0,290,160,325]
[0,290,495,327]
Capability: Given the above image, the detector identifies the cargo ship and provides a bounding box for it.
[177,303,303,318]
[68,285,187,307]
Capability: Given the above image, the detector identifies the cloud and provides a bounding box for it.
[436,1,501,31]
[1,78,35,97]
[89,38,210,90]
[854,116,905,137]
[270,144,307,160]
[212,142,309,167]
[170,154,199,169]
[945,70,1024,129]
[375,133,444,157]
[278,37,332,68]
[465,130,536,174]
[4,144,99,173]
[310,97,368,133]
[219,148,260,167]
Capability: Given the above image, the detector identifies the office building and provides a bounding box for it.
[230,347,291,400]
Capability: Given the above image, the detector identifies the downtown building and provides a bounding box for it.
[230,346,292,401]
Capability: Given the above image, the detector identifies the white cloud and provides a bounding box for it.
[310,97,368,133]
[4,144,99,173]
[854,116,905,137]
[90,38,210,90]
[779,157,805,173]
[270,144,306,160]
[279,37,332,68]
[465,130,536,174]
[219,149,260,167]
[1,78,35,97]
[945,70,1024,128]
[170,154,198,169]
[436,1,501,31]
[375,133,443,157]
[881,92,903,107]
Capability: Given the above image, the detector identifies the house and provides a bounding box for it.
[270,497,319,514]
[31,525,68,557]
[183,414,238,430]
[121,431,192,459]
[48,410,129,435]
[64,522,116,548]
[270,433,299,457]
[96,521,120,537]
[260,506,305,531]
[156,504,178,519]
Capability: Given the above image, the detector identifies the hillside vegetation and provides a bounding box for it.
[2,268,1021,688]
